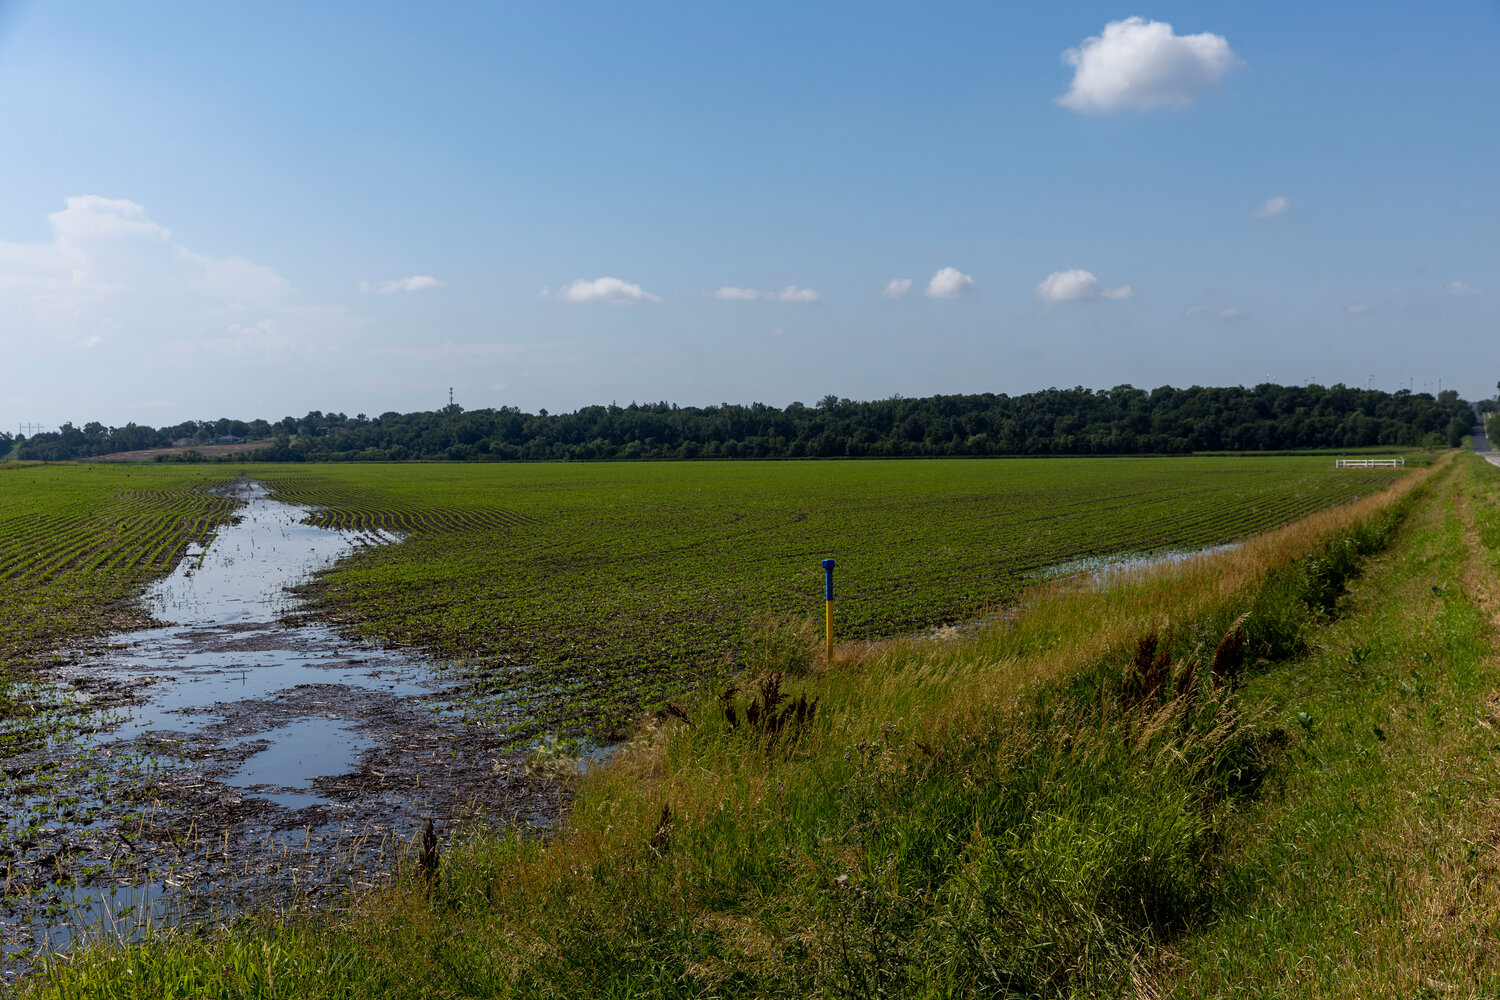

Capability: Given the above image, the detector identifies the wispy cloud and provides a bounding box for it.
[766,285,818,303]
[710,286,761,301]
[1219,305,1243,320]
[0,196,355,358]
[360,275,443,295]
[1346,302,1369,314]
[881,278,912,299]
[707,284,819,303]
[553,276,661,305]
[1252,196,1290,219]
[926,267,975,299]
[1445,279,1478,295]
[1058,17,1242,113]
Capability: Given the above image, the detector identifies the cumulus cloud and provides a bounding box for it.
[926,267,975,299]
[1252,196,1290,219]
[1036,269,1098,302]
[1035,269,1134,303]
[1445,280,1478,294]
[881,278,913,299]
[1058,17,1242,113]
[1347,302,1369,314]
[711,286,761,301]
[554,276,661,305]
[0,196,354,359]
[360,275,443,295]
[766,285,818,303]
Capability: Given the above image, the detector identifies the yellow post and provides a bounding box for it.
[825,599,834,666]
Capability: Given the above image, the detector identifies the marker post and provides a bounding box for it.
[821,558,836,666]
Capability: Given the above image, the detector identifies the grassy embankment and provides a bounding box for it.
[1165,452,1500,994]
[25,457,1498,996]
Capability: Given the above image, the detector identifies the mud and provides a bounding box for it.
[0,479,570,979]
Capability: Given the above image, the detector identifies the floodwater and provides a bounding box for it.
[0,480,564,977]
[1039,542,1241,588]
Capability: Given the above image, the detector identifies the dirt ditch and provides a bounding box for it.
[0,479,569,978]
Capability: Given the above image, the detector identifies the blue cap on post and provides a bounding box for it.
[821,558,835,601]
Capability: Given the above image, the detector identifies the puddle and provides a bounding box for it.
[227,717,375,809]
[915,541,1243,644]
[0,478,568,978]
[1039,542,1241,589]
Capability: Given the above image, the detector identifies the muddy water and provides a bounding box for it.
[1,480,563,975]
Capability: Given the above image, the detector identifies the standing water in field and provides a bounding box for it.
[0,480,563,977]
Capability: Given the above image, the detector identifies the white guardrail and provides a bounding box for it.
[1334,457,1406,468]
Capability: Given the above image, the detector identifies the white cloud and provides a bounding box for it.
[49,196,171,245]
[0,196,355,359]
[711,286,761,301]
[926,267,975,299]
[1058,17,1242,113]
[767,285,818,303]
[1252,196,1290,219]
[1346,302,1369,314]
[1035,269,1131,303]
[554,276,661,305]
[1185,305,1205,317]
[1036,269,1097,302]
[360,275,444,295]
[709,284,819,303]
[881,278,912,299]
[184,249,292,306]
[1219,305,1243,320]
[1445,280,1478,294]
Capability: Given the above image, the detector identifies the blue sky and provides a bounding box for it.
[1,1,1496,427]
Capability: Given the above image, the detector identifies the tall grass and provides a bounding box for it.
[23,462,1440,999]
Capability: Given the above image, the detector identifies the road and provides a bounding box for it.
[1473,423,1500,466]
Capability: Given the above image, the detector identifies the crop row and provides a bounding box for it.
[0,468,243,662]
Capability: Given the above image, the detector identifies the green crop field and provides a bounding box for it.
[0,464,240,670]
[0,456,1410,736]
[244,455,1411,734]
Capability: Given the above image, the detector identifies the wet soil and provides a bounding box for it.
[0,480,569,977]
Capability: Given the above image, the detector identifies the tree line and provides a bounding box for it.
[7,384,1477,464]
